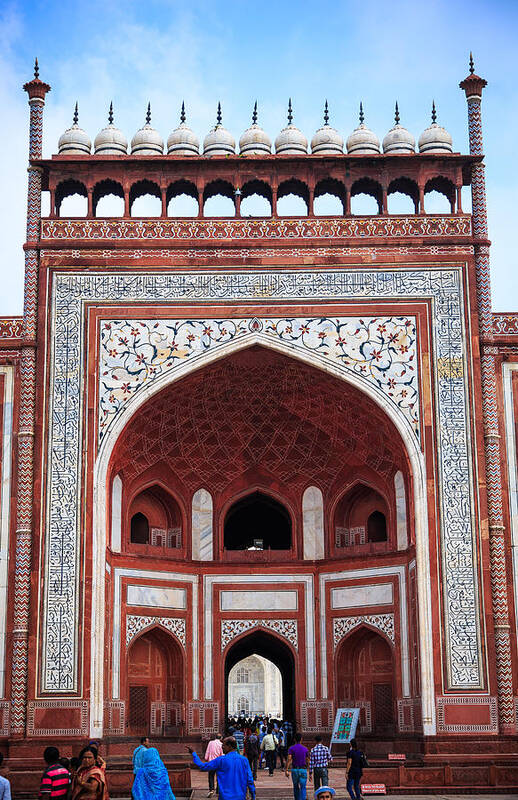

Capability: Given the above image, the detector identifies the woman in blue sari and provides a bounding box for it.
[132,747,176,800]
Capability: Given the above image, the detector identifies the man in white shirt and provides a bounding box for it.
[0,753,11,800]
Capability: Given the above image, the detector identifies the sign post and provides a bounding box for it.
[329,708,360,753]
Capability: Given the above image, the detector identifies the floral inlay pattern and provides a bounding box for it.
[100,316,418,441]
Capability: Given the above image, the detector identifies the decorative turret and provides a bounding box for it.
[167,102,200,155]
[239,102,272,155]
[346,102,381,155]
[310,100,343,155]
[203,103,236,156]
[382,102,415,154]
[275,99,308,155]
[418,102,453,154]
[131,103,164,155]
[94,103,128,155]
[58,103,91,155]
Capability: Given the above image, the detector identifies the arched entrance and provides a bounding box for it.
[126,627,184,735]
[225,631,295,722]
[336,626,396,735]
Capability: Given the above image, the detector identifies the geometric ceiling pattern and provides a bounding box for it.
[112,346,407,496]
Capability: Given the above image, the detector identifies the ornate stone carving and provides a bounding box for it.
[221,619,298,650]
[126,615,186,647]
[333,614,395,646]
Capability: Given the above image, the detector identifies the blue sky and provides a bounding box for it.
[1,0,517,314]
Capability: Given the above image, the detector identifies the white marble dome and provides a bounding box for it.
[131,104,164,155]
[346,103,380,155]
[167,103,199,155]
[94,103,128,155]
[382,103,415,154]
[275,100,307,155]
[310,101,343,155]
[58,104,91,155]
[239,103,271,155]
[418,102,453,153]
[203,104,235,156]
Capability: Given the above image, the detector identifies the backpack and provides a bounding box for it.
[360,751,369,769]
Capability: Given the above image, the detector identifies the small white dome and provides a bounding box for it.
[418,102,453,154]
[203,104,235,156]
[239,103,271,155]
[94,103,128,155]
[131,104,163,155]
[346,103,380,155]
[275,99,307,155]
[167,103,199,155]
[382,103,415,154]
[310,101,343,155]
[58,104,91,155]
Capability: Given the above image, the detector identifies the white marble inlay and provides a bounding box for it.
[111,474,122,553]
[331,582,393,609]
[0,367,14,698]
[220,590,298,611]
[127,585,187,609]
[192,488,213,561]
[302,486,325,561]
[394,470,408,551]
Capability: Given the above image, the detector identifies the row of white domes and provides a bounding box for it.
[58,100,453,157]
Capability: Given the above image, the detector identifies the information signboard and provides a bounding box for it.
[329,707,360,751]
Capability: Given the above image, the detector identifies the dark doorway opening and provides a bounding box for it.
[224,492,291,550]
[224,630,296,723]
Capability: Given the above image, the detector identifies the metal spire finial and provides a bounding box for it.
[216,102,222,126]
[180,101,186,124]
[359,101,365,125]
[288,98,293,125]
[73,102,78,125]
[469,51,475,74]
[431,100,437,124]
[146,102,151,125]
[34,58,39,79]
[252,101,258,125]
[108,102,114,125]
[324,99,329,125]
[394,101,400,125]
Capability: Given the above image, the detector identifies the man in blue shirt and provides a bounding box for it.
[189,737,255,800]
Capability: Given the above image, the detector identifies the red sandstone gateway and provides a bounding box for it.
[0,56,517,795]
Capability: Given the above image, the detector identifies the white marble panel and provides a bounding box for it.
[331,582,393,609]
[302,486,325,560]
[127,585,187,609]
[0,367,13,698]
[220,590,298,611]
[394,470,408,551]
[192,488,213,561]
[111,474,122,553]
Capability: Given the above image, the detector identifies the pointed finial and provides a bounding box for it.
[431,100,437,124]
[324,99,329,125]
[180,101,186,124]
[216,102,222,126]
[394,101,400,125]
[73,102,79,125]
[146,102,151,125]
[469,51,475,74]
[252,100,258,125]
[288,98,293,125]
[34,58,39,79]
[359,101,365,125]
[108,102,114,125]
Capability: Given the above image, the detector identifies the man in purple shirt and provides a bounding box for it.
[285,733,309,800]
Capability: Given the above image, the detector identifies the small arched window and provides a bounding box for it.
[131,512,150,544]
[224,492,292,550]
[236,667,250,684]
[238,696,250,714]
[367,511,387,543]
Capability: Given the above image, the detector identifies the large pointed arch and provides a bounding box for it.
[90,335,434,737]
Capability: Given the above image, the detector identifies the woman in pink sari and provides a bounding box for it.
[71,747,108,800]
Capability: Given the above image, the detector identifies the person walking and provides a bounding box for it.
[276,726,286,769]
[133,737,150,775]
[0,753,11,800]
[243,730,260,781]
[285,733,309,800]
[188,737,255,800]
[346,739,365,800]
[205,733,224,796]
[39,747,71,799]
[132,747,175,800]
[309,735,332,790]
[260,726,278,776]
[71,746,108,799]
